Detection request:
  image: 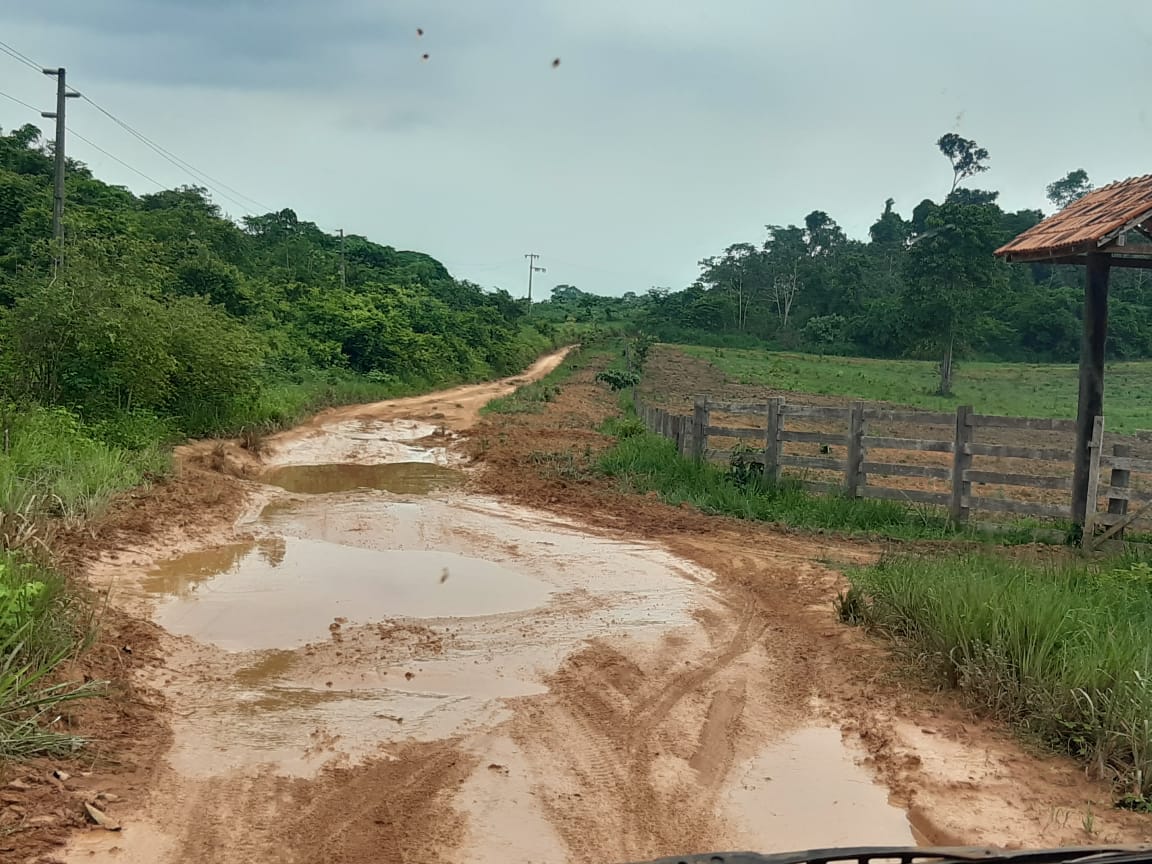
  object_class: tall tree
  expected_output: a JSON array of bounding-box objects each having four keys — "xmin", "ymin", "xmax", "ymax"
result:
[
  {"xmin": 699, "ymin": 243, "xmax": 764, "ymax": 332},
  {"xmin": 802, "ymin": 210, "xmax": 847, "ymax": 257},
  {"xmin": 904, "ymin": 201, "xmax": 1006, "ymax": 394},
  {"xmin": 868, "ymin": 199, "xmax": 911, "ymax": 247},
  {"xmin": 1046, "ymin": 169, "xmax": 1093, "ymax": 210},
  {"xmin": 937, "ymin": 133, "xmax": 990, "ymax": 193}
]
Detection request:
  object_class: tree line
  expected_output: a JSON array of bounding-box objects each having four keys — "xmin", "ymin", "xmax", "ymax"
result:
[
  {"xmin": 538, "ymin": 137, "xmax": 1151, "ymax": 396},
  {"xmin": 0, "ymin": 123, "xmax": 551, "ymax": 438}
]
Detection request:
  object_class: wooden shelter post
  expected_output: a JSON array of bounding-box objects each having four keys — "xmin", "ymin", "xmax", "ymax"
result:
[
  {"xmin": 1071, "ymin": 253, "xmax": 1111, "ymax": 524},
  {"xmin": 994, "ymin": 174, "xmax": 1152, "ymax": 527}
]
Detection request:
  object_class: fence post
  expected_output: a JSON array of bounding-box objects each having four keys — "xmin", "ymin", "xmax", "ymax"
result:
[
  {"xmin": 845, "ymin": 401, "xmax": 866, "ymax": 497},
  {"xmin": 1107, "ymin": 443, "xmax": 1131, "ymax": 541},
  {"xmin": 676, "ymin": 414, "xmax": 688, "ymax": 457},
  {"xmin": 950, "ymin": 405, "xmax": 974, "ymax": 523},
  {"xmin": 1084, "ymin": 415, "xmax": 1105, "ymax": 540},
  {"xmin": 764, "ymin": 398, "xmax": 783, "ymax": 484},
  {"xmin": 692, "ymin": 398, "xmax": 709, "ymax": 462}
]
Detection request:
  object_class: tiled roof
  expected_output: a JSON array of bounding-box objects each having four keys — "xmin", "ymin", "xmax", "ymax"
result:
[{"xmin": 995, "ymin": 174, "xmax": 1152, "ymax": 260}]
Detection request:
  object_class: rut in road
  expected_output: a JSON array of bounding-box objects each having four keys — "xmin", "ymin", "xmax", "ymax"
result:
[{"xmin": 509, "ymin": 599, "xmax": 777, "ymax": 863}]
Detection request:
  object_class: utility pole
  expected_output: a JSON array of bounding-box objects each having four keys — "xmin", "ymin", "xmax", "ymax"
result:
[
  {"xmin": 524, "ymin": 253, "xmax": 546, "ymax": 311},
  {"xmin": 338, "ymin": 228, "xmax": 346, "ymax": 290},
  {"xmin": 41, "ymin": 67, "xmax": 80, "ymax": 267}
]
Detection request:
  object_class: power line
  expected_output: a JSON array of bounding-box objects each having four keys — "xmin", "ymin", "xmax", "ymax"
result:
[
  {"xmin": 80, "ymin": 94, "xmax": 273, "ymax": 213},
  {"xmin": 68, "ymin": 127, "xmax": 166, "ymax": 189},
  {"xmin": 0, "ymin": 39, "xmax": 42, "ymax": 73},
  {"xmin": 0, "ymin": 88, "xmax": 40, "ymax": 114},
  {"xmin": 2, "ymin": 86, "xmax": 165, "ymax": 189},
  {"xmin": 0, "ymin": 38, "xmax": 274, "ymax": 215}
]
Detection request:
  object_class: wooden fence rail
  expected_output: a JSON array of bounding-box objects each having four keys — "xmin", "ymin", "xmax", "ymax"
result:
[{"xmin": 634, "ymin": 395, "xmax": 1148, "ymax": 545}]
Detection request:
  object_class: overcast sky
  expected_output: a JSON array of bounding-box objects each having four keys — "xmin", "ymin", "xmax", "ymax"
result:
[{"xmin": 2, "ymin": 1, "xmax": 1151, "ymax": 297}]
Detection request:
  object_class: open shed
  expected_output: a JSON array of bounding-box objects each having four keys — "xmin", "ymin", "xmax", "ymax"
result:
[{"xmin": 995, "ymin": 175, "xmax": 1152, "ymax": 525}]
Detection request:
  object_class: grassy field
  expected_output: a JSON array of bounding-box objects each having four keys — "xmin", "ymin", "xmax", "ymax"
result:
[{"xmin": 677, "ymin": 347, "xmax": 1152, "ymax": 434}]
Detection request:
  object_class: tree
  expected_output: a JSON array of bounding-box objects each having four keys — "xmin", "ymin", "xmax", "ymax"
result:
[
  {"xmin": 699, "ymin": 243, "xmax": 764, "ymax": 332},
  {"xmin": 904, "ymin": 201, "xmax": 1007, "ymax": 394},
  {"xmin": 937, "ymin": 133, "xmax": 990, "ymax": 193},
  {"xmin": 802, "ymin": 210, "xmax": 846, "ymax": 257},
  {"xmin": 946, "ymin": 188, "xmax": 999, "ymax": 207},
  {"xmin": 868, "ymin": 199, "xmax": 910, "ymax": 247},
  {"xmin": 1046, "ymin": 169, "xmax": 1093, "ymax": 210},
  {"xmin": 763, "ymin": 226, "xmax": 808, "ymax": 329}
]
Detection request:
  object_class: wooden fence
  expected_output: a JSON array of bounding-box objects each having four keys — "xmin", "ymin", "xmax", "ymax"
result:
[{"xmin": 635, "ymin": 396, "xmax": 1152, "ymax": 545}]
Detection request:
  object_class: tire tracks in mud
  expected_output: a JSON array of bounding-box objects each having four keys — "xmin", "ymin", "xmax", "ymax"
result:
[{"xmin": 509, "ymin": 599, "xmax": 772, "ymax": 863}]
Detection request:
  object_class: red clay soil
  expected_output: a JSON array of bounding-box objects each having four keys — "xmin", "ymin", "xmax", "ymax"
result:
[{"xmin": 4, "ymin": 347, "xmax": 1151, "ymax": 862}]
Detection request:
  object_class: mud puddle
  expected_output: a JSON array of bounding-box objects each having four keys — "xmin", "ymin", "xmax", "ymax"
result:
[
  {"xmin": 261, "ymin": 461, "xmax": 463, "ymax": 495},
  {"xmin": 264, "ymin": 417, "xmax": 453, "ymax": 467},
  {"xmin": 725, "ymin": 726, "xmax": 915, "ymax": 849},
  {"xmin": 144, "ymin": 536, "xmax": 552, "ymax": 650}
]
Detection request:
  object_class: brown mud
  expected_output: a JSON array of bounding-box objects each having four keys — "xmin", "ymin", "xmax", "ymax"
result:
[{"xmin": 5, "ymin": 348, "xmax": 1149, "ymax": 864}]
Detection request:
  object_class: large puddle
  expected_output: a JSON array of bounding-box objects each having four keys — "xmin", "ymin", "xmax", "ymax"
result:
[
  {"xmin": 144, "ymin": 537, "xmax": 553, "ymax": 650},
  {"xmin": 726, "ymin": 726, "xmax": 914, "ymax": 847},
  {"xmin": 261, "ymin": 462, "xmax": 463, "ymax": 495}
]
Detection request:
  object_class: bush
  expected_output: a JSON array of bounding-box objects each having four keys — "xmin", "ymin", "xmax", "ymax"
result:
[{"xmin": 595, "ymin": 369, "xmax": 640, "ymax": 392}]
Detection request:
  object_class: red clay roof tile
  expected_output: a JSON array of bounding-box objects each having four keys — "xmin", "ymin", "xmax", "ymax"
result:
[{"xmin": 995, "ymin": 174, "xmax": 1152, "ymax": 260}]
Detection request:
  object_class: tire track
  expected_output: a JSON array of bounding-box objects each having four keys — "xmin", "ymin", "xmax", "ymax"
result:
[{"xmin": 510, "ymin": 599, "xmax": 771, "ymax": 862}]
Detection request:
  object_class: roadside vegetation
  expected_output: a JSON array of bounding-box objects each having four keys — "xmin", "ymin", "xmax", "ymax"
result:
[
  {"xmin": 0, "ymin": 124, "xmax": 560, "ymax": 755},
  {"xmin": 598, "ymin": 427, "xmax": 1056, "ymax": 545},
  {"xmin": 841, "ymin": 553, "xmax": 1152, "ymax": 806}
]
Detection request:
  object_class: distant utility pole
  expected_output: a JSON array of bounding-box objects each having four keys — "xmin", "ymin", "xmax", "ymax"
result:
[
  {"xmin": 525, "ymin": 253, "xmax": 546, "ymax": 310},
  {"xmin": 41, "ymin": 67, "xmax": 80, "ymax": 267},
  {"xmin": 338, "ymin": 228, "xmax": 346, "ymax": 289}
]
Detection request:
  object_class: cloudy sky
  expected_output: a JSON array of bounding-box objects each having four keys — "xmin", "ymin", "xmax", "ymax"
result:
[{"xmin": 2, "ymin": 1, "xmax": 1151, "ymax": 296}]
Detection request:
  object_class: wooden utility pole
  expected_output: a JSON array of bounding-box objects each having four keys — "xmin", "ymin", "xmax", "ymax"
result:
[
  {"xmin": 338, "ymin": 228, "xmax": 346, "ymax": 290},
  {"xmin": 524, "ymin": 253, "xmax": 545, "ymax": 309},
  {"xmin": 40, "ymin": 67, "xmax": 80, "ymax": 266}
]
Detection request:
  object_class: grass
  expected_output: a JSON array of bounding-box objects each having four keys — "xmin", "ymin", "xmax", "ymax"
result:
[
  {"xmin": 0, "ymin": 406, "xmax": 170, "ymax": 536},
  {"xmin": 484, "ymin": 343, "xmax": 618, "ymax": 415},
  {"xmin": 677, "ymin": 346, "xmax": 1152, "ymax": 434},
  {"xmin": 598, "ymin": 431, "xmax": 1017, "ymax": 541},
  {"xmin": 843, "ymin": 553, "xmax": 1152, "ymax": 802},
  {"xmin": 0, "ymin": 548, "xmax": 103, "ymax": 758}
]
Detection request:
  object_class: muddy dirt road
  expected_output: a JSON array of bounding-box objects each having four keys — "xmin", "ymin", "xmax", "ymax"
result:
[{"xmin": 49, "ymin": 350, "xmax": 1148, "ymax": 863}]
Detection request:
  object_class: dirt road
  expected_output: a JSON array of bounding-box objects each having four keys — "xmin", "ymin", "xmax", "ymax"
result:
[{"xmin": 37, "ymin": 349, "xmax": 1148, "ymax": 863}]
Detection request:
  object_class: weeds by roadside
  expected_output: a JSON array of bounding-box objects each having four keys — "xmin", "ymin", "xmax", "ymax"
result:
[
  {"xmin": 598, "ymin": 431, "xmax": 1043, "ymax": 541},
  {"xmin": 0, "ymin": 549, "xmax": 103, "ymax": 758},
  {"xmin": 0, "ymin": 406, "xmax": 170, "ymax": 536},
  {"xmin": 843, "ymin": 552, "xmax": 1152, "ymax": 803}
]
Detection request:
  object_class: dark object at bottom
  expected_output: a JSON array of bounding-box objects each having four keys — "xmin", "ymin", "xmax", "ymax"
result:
[{"xmin": 627, "ymin": 848, "xmax": 1152, "ymax": 864}]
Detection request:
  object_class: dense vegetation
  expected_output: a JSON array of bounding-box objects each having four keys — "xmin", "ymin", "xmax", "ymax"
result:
[
  {"xmin": 0, "ymin": 121, "xmax": 555, "ymax": 754},
  {"xmin": 0, "ymin": 121, "xmax": 553, "ymax": 503},
  {"xmin": 843, "ymin": 553, "xmax": 1152, "ymax": 804}
]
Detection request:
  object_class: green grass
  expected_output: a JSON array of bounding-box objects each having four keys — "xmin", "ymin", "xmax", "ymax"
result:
[
  {"xmin": 483, "ymin": 343, "xmax": 618, "ymax": 415},
  {"xmin": 598, "ymin": 431, "xmax": 1025, "ymax": 541},
  {"xmin": 678, "ymin": 347, "xmax": 1152, "ymax": 434},
  {"xmin": 0, "ymin": 549, "xmax": 103, "ymax": 758},
  {"xmin": 0, "ymin": 406, "xmax": 170, "ymax": 533},
  {"xmin": 844, "ymin": 553, "xmax": 1152, "ymax": 802}
]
